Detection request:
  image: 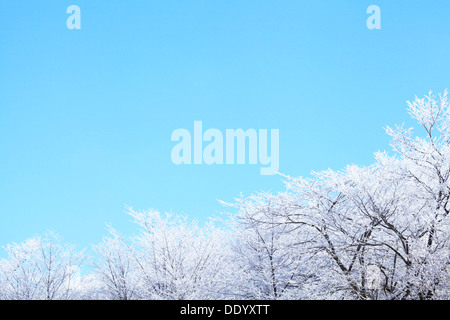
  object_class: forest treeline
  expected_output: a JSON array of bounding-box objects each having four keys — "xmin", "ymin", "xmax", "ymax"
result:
[{"xmin": 1, "ymin": 92, "xmax": 449, "ymax": 300}]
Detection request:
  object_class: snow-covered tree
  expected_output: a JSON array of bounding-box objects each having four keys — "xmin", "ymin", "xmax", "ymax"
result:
[
  {"xmin": 0, "ymin": 231, "xmax": 85, "ymax": 300},
  {"xmin": 92, "ymin": 225, "xmax": 139, "ymax": 300},
  {"xmin": 126, "ymin": 208, "xmax": 231, "ymax": 299},
  {"xmin": 221, "ymin": 193, "xmax": 315, "ymax": 299}
]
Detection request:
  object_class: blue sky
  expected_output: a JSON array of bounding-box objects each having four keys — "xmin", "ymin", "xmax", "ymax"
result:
[{"xmin": 1, "ymin": 0, "xmax": 449, "ymax": 253}]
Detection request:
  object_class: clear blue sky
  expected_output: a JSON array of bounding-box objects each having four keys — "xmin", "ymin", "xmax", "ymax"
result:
[{"xmin": 1, "ymin": 1, "xmax": 449, "ymax": 253}]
